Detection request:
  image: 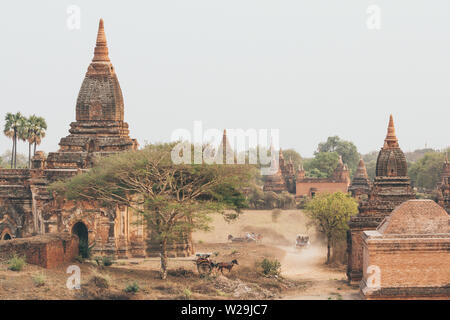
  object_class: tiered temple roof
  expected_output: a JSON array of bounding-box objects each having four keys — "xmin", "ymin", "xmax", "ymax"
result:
[
  {"xmin": 349, "ymin": 157, "xmax": 371, "ymax": 198},
  {"xmin": 46, "ymin": 19, "xmax": 138, "ymax": 170}
]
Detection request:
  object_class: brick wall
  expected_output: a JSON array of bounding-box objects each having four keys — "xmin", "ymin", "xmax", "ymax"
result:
[
  {"xmin": 296, "ymin": 181, "xmax": 348, "ymax": 197},
  {"xmin": 361, "ymin": 235, "xmax": 450, "ymax": 299},
  {"xmin": 0, "ymin": 233, "xmax": 78, "ymax": 268}
]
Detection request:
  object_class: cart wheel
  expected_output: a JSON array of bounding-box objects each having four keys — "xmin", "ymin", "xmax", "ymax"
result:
[{"xmin": 197, "ymin": 263, "xmax": 212, "ymax": 275}]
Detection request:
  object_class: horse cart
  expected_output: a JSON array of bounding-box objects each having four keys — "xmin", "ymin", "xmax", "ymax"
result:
[
  {"xmin": 295, "ymin": 234, "xmax": 310, "ymax": 249},
  {"xmin": 195, "ymin": 253, "xmax": 215, "ymax": 275}
]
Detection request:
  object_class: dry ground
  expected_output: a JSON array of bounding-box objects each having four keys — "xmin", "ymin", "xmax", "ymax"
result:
[{"xmin": 0, "ymin": 209, "xmax": 359, "ymax": 300}]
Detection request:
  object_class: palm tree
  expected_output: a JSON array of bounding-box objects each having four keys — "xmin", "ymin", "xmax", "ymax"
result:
[
  {"xmin": 3, "ymin": 112, "xmax": 25, "ymax": 168},
  {"xmin": 20, "ymin": 116, "xmax": 33, "ymax": 168},
  {"xmin": 30, "ymin": 116, "xmax": 47, "ymax": 156}
]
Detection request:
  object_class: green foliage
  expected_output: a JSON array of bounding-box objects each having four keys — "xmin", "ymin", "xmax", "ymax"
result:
[
  {"xmin": 304, "ymin": 192, "xmax": 358, "ymax": 264},
  {"xmin": 124, "ymin": 282, "xmax": 140, "ymax": 294},
  {"xmin": 32, "ymin": 272, "xmax": 46, "ymax": 287},
  {"xmin": 102, "ymin": 256, "xmax": 114, "ymax": 267},
  {"xmin": 3, "ymin": 112, "xmax": 46, "ymax": 169},
  {"xmin": 182, "ymin": 288, "xmax": 192, "ymax": 300},
  {"xmin": 50, "ymin": 143, "xmax": 252, "ymax": 280},
  {"xmin": 305, "ymin": 167, "xmax": 328, "ymax": 178},
  {"xmin": 281, "ymin": 149, "xmax": 303, "ymax": 169},
  {"xmin": 304, "ymin": 152, "xmax": 340, "ymax": 177},
  {"xmin": 317, "ymin": 136, "xmax": 360, "ymax": 174},
  {"xmin": 258, "ymin": 258, "xmax": 281, "ymax": 276},
  {"xmin": 409, "ymin": 151, "xmax": 447, "ymax": 190},
  {"xmin": 8, "ymin": 254, "xmax": 26, "ymax": 271}
]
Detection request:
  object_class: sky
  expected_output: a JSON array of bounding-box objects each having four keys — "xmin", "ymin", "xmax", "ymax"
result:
[{"xmin": 0, "ymin": 0, "xmax": 449, "ymax": 158}]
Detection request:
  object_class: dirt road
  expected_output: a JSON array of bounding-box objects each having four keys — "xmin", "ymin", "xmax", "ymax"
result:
[{"xmin": 278, "ymin": 244, "xmax": 359, "ymax": 300}]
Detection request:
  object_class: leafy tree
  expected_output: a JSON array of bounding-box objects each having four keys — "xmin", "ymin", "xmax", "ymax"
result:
[
  {"xmin": 304, "ymin": 192, "xmax": 358, "ymax": 264},
  {"xmin": 409, "ymin": 151, "xmax": 447, "ymax": 190},
  {"xmin": 305, "ymin": 167, "xmax": 328, "ymax": 178},
  {"xmin": 3, "ymin": 112, "xmax": 25, "ymax": 168},
  {"xmin": 317, "ymin": 136, "xmax": 360, "ymax": 174},
  {"xmin": 281, "ymin": 149, "xmax": 302, "ymax": 170},
  {"xmin": 0, "ymin": 151, "xmax": 28, "ymax": 169},
  {"xmin": 51, "ymin": 143, "xmax": 251, "ymax": 279},
  {"xmin": 304, "ymin": 152, "xmax": 340, "ymax": 178}
]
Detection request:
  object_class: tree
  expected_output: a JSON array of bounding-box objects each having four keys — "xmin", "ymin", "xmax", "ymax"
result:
[
  {"xmin": 21, "ymin": 115, "xmax": 47, "ymax": 168},
  {"xmin": 29, "ymin": 116, "xmax": 47, "ymax": 156},
  {"xmin": 304, "ymin": 192, "xmax": 358, "ymax": 264},
  {"xmin": 304, "ymin": 152, "xmax": 340, "ymax": 177},
  {"xmin": 3, "ymin": 112, "xmax": 25, "ymax": 168},
  {"xmin": 317, "ymin": 136, "xmax": 360, "ymax": 174},
  {"xmin": 51, "ymin": 143, "xmax": 251, "ymax": 279},
  {"xmin": 409, "ymin": 151, "xmax": 447, "ymax": 190},
  {"xmin": 281, "ymin": 149, "xmax": 302, "ymax": 170}
]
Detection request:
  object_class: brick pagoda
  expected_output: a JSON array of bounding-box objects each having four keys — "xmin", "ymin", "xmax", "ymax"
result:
[{"xmin": 347, "ymin": 115, "xmax": 415, "ymax": 284}]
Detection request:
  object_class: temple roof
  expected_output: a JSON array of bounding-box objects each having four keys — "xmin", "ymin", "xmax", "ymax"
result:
[
  {"xmin": 76, "ymin": 18, "xmax": 124, "ymax": 122},
  {"xmin": 377, "ymin": 200, "xmax": 448, "ymax": 235},
  {"xmin": 384, "ymin": 114, "xmax": 399, "ymax": 148},
  {"xmin": 375, "ymin": 115, "xmax": 408, "ymax": 177},
  {"xmin": 354, "ymin": 157, "xmax": 369, "ymax": 179},
  {"xmin": 92, "ymin": 19, "xmax": 110, "ymax": 62}
]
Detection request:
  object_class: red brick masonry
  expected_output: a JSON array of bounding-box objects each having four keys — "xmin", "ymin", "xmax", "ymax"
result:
[{"xmin": 0, "ymin": 233, "xmax": 78, "ymax": 268}]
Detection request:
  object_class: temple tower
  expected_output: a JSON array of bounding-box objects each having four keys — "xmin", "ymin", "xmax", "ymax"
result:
[
  {"xmin": 349, "ymin": 158, "xmax": 371, "ymax": 199},
  {"xmin": 347, "ymin": 115, "xmax": 415, "ymax": 284},
  {"xmin": 46, "ymin": 19, "xmax": 138, "ymax": 170},
  {"xmin": 436, "ymin": 153, "xmax": 450, "ymax": 213}
]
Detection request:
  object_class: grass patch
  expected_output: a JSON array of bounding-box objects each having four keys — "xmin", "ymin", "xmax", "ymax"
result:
[
  {"xmin": 124, "ymin": 282, "xmax": 140, "ymax": 294},
  {"xmin": 8, "ymin": 254, "xmax": 26, "ymax": 272},
  {"xmin": 32, "ymin": 272, "xmax": 46, "ymax": 287}
]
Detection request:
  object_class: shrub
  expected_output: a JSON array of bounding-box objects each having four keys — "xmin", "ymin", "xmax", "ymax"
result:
[
  {"xmin": 32, "ymin": 272, "xmax": 46, "ymax": 287},
  {"xmin": 8, "ymin": 254, "xmax": 26, "ymax": 272},
  {"xmin": 74, "ymin": 255, "xmax": 84, "ymax": 263},
  {"xmin": 124, "ymin": 282, "xmax": 139, "ymax": 294},
  {"xmin": 182, "ymin": 288, "xmax": 192, "ymax": 300},
  {"xmin": 102, "ymin": 256, "xmax": 114, "ymax": 267},
  {"xmin": 90, "ymin": 272, "xmax": 111, "ymax": 289},
  {"xmin": 258, "ymin": 258, "xmax": 281, "ymax": 276}
]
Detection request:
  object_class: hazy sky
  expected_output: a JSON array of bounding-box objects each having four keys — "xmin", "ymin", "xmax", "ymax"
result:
[{"xmin": 0, "ymin": 1, "xmax": 449, "ymax": 158}]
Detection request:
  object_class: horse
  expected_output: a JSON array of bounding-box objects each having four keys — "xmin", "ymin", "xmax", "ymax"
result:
[{"xmin": 215, "ymin": 259, "xmax": 239, "ymax": 274}]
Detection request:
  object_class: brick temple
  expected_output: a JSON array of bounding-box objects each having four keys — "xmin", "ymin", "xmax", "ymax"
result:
[
  {"xmin": 348, "ymin": 157, "xmax": 371, "ymax": 200},
  {"xmin": 347, "ymin": 115, "xmax": 416, "ymax": 284},
  {"xmin": 0, "ymin": 19, "xmax": 193, "ymax": 259},
  {"xmin": 360, "ymin": 200, "xmax": 449, "ymax": 299},
  {"xmin": 263, "ymin": 151, "xmax": 350, "ymax": 197},
  {"xmin": 436, "ymin": 153, "xmax": 450, "ymax": 214}
]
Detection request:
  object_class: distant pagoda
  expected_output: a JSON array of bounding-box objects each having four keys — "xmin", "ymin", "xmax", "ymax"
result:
[
  {"xmin": 436, "ymin": 153, "xmax": 450, "ymax": 214},
  {"xmin": 349, "ymin": 157, "xmax": 371, "ymax": 199}
]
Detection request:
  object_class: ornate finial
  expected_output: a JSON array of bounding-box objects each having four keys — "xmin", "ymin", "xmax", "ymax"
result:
[
  {"xmin": 384, "ymin": 114, "xmax": 399, "ymax": 147},
  {"xmin": 92, "ymin": 18, "xmax": 110, "ymax": 62}
]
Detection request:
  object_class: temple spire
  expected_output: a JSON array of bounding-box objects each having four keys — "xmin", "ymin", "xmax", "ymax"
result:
[
  {"xmin": 92, "ymin": 18, "xmax": 110, "ymax": 62},
  {"xmin": 384, "ymin": 114, "xmax": 399, "ymax": 147},
  {"xmin": 355, "ymin": 157, "xmax": 369, "ymax": 179}
]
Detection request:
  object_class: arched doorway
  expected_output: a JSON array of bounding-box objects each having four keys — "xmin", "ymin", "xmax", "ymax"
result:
[
  {"xmin": 2, "ymin": 233, "xmax": 12, "ymax": 240},
  {"xmin": 72, "ymin": 222, "xmax": 89, "ymax": 258}
]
